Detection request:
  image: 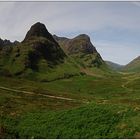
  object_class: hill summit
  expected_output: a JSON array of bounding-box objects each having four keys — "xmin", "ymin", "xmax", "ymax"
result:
[
  {"xmin": 21, "ymin": 22, "xmax": 66, "ymax": 63},
  {"xmin": 23, "ymin": 22, "xmax": 57, "ymax": 44},
  {"xmin": 53, "ymin": 34, "xmax": 97, "ymax": 54}
]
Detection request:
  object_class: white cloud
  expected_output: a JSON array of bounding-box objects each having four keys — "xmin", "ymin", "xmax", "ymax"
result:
[{"xmin": 0, "ymin": 2, "xmax": 140, "ymax": 41}]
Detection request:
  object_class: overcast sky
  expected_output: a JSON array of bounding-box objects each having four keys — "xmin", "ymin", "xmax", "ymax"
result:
[{"xmin": 0, "ymin": 2, "xmax": 140, "ymax": 65}]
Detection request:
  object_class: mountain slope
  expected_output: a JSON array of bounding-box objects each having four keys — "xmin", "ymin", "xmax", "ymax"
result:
[
  {"xmin": 105, "ymin": 61, "xmax": 124, "ymax": 71},
  {"xmin": 53, "ymin": 34, "xmax": 105, "ymax": 68},
  {"xmin": 123, "ymin": 56, "xmax": 140, "ymax": 72},
  {"xmin": 0, "ymin": 22, "xmax": 80, "ymax": 81},
  {"xmin": 0, "ymin": 22, "xmax": 111, "ymax": 81}
]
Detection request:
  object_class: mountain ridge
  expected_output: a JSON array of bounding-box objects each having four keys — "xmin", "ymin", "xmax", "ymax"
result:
[
  {"xmin": 0, "ymin": 22, "xmax": 113, "ymax": 81},
  {"xmin": 123, "ymin": 56, "xmax": 140, "ymax": 72},
  {"xmin": 53, "ymin": 34, "xmax": 105, "ymax": 68},
  {"xmin": 105, "ymin": 61, "xmax": 124, "ymax": 71}
]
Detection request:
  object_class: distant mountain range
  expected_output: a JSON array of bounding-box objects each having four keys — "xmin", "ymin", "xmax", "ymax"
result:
[
  {"xmin": 105, "ymin": 61, "xmax": 124, "ymax": 71},
  {"xmin": 105, "ymin": 56, "xmax": 140, "ymax": 72}
]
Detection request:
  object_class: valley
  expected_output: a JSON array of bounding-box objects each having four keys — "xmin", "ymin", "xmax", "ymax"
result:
[
  {"xmin": 0, "ymin": 22, "xmax": 140, "ymax": 139},
  {"xmin": 1, "ymin": 71, "xmax": 140, "ymax": 138}
]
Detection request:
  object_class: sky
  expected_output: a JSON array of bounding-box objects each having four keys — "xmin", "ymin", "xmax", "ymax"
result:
[{"xmin": 0, "ymin": 2, "xmax": 140, "ymax": 65}]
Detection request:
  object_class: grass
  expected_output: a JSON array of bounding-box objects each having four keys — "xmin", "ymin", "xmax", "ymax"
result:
[
  {"xmin": 0, "ymin": 37, "xmax": 82, "ymax": 82},
  {"xmin": 1, "ymin": 103, "xmax": 140, "ymax": 138},
  {"xmin": 1, "ymin": 22, "xmax": 140, "ymax": 138},
  {"xmin": 123, "ymin": 56, "xmax": 140, "ymax": 72},
  {"xmin": 44, "ymin": 74, "xmax": 126, "ymax": 98},
  {"xmin": 0, "ymin": 71, "xmax": 140, "ymax": 138}
]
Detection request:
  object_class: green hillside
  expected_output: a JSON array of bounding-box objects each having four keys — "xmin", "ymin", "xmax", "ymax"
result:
[
  {"xmin": 123, "ymin": 56, "xmax": 140, "ymax": 72},
  {"xmin": 53, "ymin": 34, "xmax": 105, "ymax": 68},
  {"xmin": 0, "ymin": 23, "xmax": 82, "ymax": 81},
  {"xmin": 0, "ymin": 22, "xmax": 111, "ymax": 82},
  {"xmin": 106, "ymin": 61, "xmax": 124, "ymax": 71},
  {"xmin": 1, "ymin": 22, "xmax": 140, "ymax": 139}
]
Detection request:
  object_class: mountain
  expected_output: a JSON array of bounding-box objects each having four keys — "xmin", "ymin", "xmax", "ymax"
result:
[
  {"xmin": 0, "ymin": 22, "xmax": 109, "ymax": 81},
  {"xmin": 123, "ymin": 56, "xmax": 140, "ymax": 72},
  {"xmin": 22, "ymin": 22, "xmax": 66, "ymax": 64},
  {"xmin": 53, "ymin": 34, "xmax": 105, "ymax": 68},
  {"xmin": 0, "ymin": 38, "xmax": 19, "ymax": 48},
  {"xmin": 23, "ymin": 22, "xmax": 59, "ymax": 44},
  {"xmin": 105, "ymin": 61, "xmax": 124, "ymax": 71},
  {"xmin": 0, "ymin": 22, "xmax": 81, "ymax": 81}
]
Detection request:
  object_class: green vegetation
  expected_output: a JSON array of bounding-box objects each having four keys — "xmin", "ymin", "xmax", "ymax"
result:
[
  {"xmin": 1, "ymin": 70, "xmax": 140, "ymax": 138},
  {"xmin": 0, "ymin": 36, "xmax": 82, "ymax": 82},
  {"xmin": 105, "ymin": 61, "xmax": 124, "ymax": 71},
  {"xmin": 55, "ymin": 34, "xmax": 105, "ymax": 68},
  {"xmin": 123, "ymin": 56, "xmax": 140, "ymax": 72},
  {"xmin": 2, "ymin": 103, "xmax": 140, "ymax": 138},
  {"xmin": 0, "ymin": 22, "xmax": 140, "ymax": 138}
]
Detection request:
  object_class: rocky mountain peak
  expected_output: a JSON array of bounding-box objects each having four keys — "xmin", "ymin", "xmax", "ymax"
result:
[
  {"xmin": 53, "ymin": 35, "xmax": 68, "ymax": 42},
  {"xmin": 0, "ymin": 38, "xmax": 13, "ymax": 47},
  {"xmin": 67, "ymin": 34, "xmax": 96, "ymax": 54},
  {"xmin": 75, "ymin": 34, "xmax": 90, "ymax": 42},
  {"xmin": 23, "ymin": 22, "xmax": 56, "ymax": 43}
]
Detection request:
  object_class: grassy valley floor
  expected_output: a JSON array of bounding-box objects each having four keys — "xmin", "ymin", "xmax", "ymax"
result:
[{"xmin": 0, "ymin": 71, "xmax": 140, "ymax": 138}]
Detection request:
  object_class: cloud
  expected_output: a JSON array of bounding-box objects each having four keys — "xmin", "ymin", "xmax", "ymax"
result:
[
  {"xmin": 131, "ymin": 2, "xmax": 140, "ymax": 8},
  {"xmin": 0, "ymin": 2, "xmax": 140, "ymax": 41}
]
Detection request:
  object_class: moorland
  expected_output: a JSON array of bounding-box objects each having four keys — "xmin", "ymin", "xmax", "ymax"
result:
[{"xmin": 0, "ymin": 22, "xmax": 140, "ymax": 138}]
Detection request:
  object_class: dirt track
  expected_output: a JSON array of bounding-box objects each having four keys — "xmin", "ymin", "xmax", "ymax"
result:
[{"xmin": 0, "ymin": 86, "xmax": 75, "ymax": 101}]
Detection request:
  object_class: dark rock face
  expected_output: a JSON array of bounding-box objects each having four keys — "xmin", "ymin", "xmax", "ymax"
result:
[
  {"xmin": 24, "ymin": 22, "xmax": 65, "ymax": 56},
  {"xmin": 0, "ymin": 38, "xmax": 20, "ymax": 52},
  {"xmin": 21, "ymin": 22, "xmax": 66, "ymax": 70},
  {"xmin": 0, "ymin": 38, "xmax": 13, "ymax": 47},
  {"xmin": 23, "ymin": 22, "xmax": 57, "ymax": 44},
  {"xmin": 29, "ymin": 39, "xmax": 65, "ymax": 62},
  {"xmin": 53, "ymin": 35, "xmax": 68, "ymax": 42},
  {"xmin": 68, "ymin": 34, "xmax": 96, "ymax": 54},
  {"xmin": 53, "ymin": 34, "xmax": 97, "ymax": 55},
  {"xmin": 75, "ymin": 34, "xmax": 90, "ymax": 42},
  {"xmin": 13, "ymin": 41, "xmax": 20, "ymax": 45},
  {"xmin": 54, "ymin": 34, "xmax": 105, "ymax": 68},
  {"xmin": 22, "ymin": 22, "xmax": 66, "ymax": 63}
]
